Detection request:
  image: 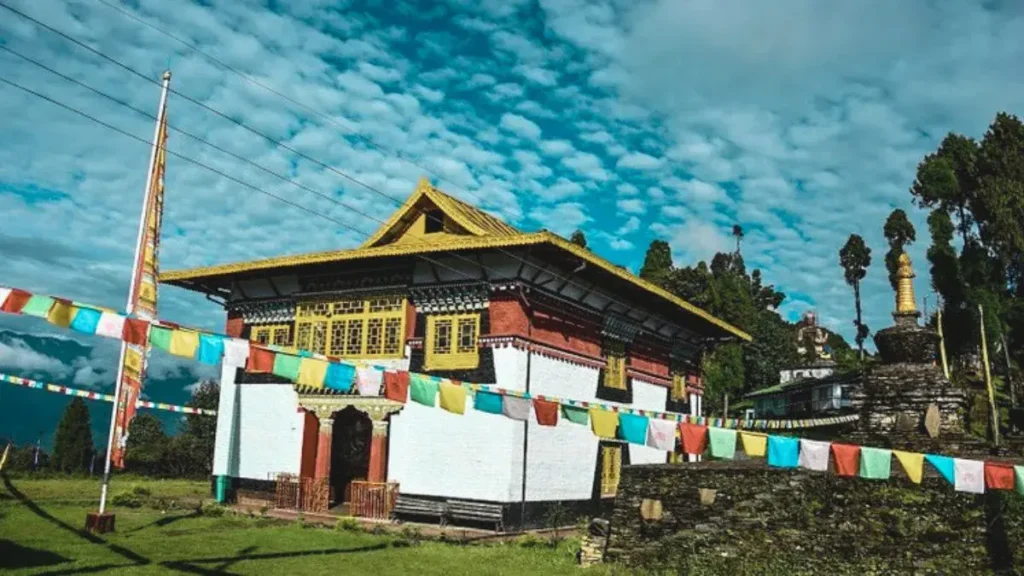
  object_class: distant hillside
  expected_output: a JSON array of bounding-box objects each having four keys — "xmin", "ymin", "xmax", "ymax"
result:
[{"xmin": 0, "ymin": 328, "xmax": 217, "ymax": 450}]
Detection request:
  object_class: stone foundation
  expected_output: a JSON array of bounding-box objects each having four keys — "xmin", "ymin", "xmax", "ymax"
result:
[{"xmin": 607, "ymin": 461, "xmax": 1023, "ymax": 574}]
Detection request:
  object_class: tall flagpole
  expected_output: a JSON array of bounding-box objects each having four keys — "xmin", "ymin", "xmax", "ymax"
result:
[{"xmin": 97, "ymin": 70, "xmax": 171, "ymax": 515}]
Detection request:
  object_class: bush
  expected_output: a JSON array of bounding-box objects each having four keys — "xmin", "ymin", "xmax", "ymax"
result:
[
  {"xmin": 335, "ymin": 517, "xmax": 361, "ymax": 531},
  {"xmin": 515, "ymin": 533, "xmax": 545, "ymax": 548},
  {"xmin": 110, "ymin": 485, "xmax": 152, "ymax": 509},
  {"xmin": 200, "ymin": 502, "xmax": 226, "ymax": 517},
  {"xmin": 400, "ymin": 525, "xmax": 424, "ymax": 541}
]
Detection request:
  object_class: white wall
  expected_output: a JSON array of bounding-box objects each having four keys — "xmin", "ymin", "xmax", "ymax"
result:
[{"xmin": 213, "ymin": 366, "xmax": 305, "ymax": 481}]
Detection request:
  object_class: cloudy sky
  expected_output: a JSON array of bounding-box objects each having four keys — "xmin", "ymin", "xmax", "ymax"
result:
[{"xmin": 2, "ymin": 0, "xmax": 1024, "ymax": 354}]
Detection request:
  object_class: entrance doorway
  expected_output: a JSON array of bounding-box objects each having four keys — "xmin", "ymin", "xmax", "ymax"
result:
[{"xmin": 330, "ymin": 406, "xmax": 371, "ymax": 507}]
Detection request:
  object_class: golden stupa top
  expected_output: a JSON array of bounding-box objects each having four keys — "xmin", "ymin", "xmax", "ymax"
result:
[
  {"xmin": 161, "ymin": 178, "xmax": 751, "ymax": 341},
  {"xmin": 895, "ymin": 252, "xmax": 918, "ymax": 315}
]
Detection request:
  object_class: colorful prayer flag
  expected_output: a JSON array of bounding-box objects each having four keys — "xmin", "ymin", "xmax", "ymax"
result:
[
  {"xmin": 831, "ymin": 444, "xmax": 860, "ymax": 477},
  {"xmin": 984, "ymin": 462, "xmax": 1016, "ymax": 491},
  {"xmin": 149, "ymin": 326, "xmax": 173, "ymax": 351},
  {"xmin": 503, "ymin": 395, "xmax": 532, "ymax": 421},
  {"xmin": 798, "ymin": 439, "xmax": 830, "ymax": 472},
  {"xmin": 954, "ymin": 458, "xmax": 985, "ymax": 494},
  {"xmin": 0, "ymin": 289, "xmax": 31, "ymax": 313},
  {"xmin": 246, "ymin": 347, "xmax": 275, "ymax": 373},
  {"xmin": 69, "ymin": 307, "xmax": 102, "ymax": 334},
  {"xmin": 739, "ymin": 432, "xmax": 767, "ymax": 457},
  {"xmin": 325, "ymin": 362, "xmax": 355, "ymax": 391},
  {"xmin": 197, "ymin": 334, "xmax": 225, "ymax": 365},
  {"xmin": 356, "ymin": 367, "xmax": 383, "ymax": 396},
  {"xmin": 168, "ymin": 330, "xmax": 199, "ymax": 358},
  {"xmin": 589, "ymin": 408, "xmax": 619, "ymax": 439},
  {"xmin": 438, "ymin": 381, "xmax": 467, "ymax": 415},
  {"xmin": 708, "ymin": 427, "xmax": 737, "ymax": 460},
  {"xmin": 618, "ymin": 413, "xmax": 649, "ymax": 445},
  {"xmin": 680, "ymin": 423, "xmax": 708, "ymax": 455},
  {"xmin": 123, "ymin": 318, "xmax": 150, "ymax": 347},
  {"xmin": 767, "ymin": 436, "xmax": 799, "ymax": 468},
  {"xmin": 1015, "ymin": 466, "xmax": 1023, "ymax": 497},
  {"xmin": 859, "ymin": 447, "xmax": 891, "ymax": 480},
  {"xmin": 646, "ymin": 418, "xmax": 676, "ymax": 451},
  {"xmin": 21, "ymin": 295, "xmax": 54, "ymax": 318},
  {"xmin": 223, "ymin": 338, "xmax": 250, "ymax": 368},
  {"xmin": 474, "ymin": 390, "xmax": 503, "ymax": 414},
  {"xmin": 926, "ymin": 454, "xmax": 955, "ymax": 485},
  {"xmin": 0, "ymin": 288, "xmax": 11, "ymax": 310},
  {"xmin": 297, "ymin": 358, "xmax": 328, "ymax": 388},
  {"xmin": 410, "ymin": 374, "xmax": 439, "ymax": 407},
  {"xmin": 893, "ymin": 450, "xmax": 924, "ymax": 484},
  {"xmin": 272, "ymin": 353, "xmax": 301, "ymax": 381},
  {"xmin": 532, "ymin": 399, "xmax": 559, "ymax": 426},
  {"xmin": 95, "ymin": 312, "xmax": 126, "ymax": 339},
  {"xmin": 46, "ymin": 301, "xmax": 76, "ymax": 328},
  {"xmin": 384, "ymin": 371, "xmax": 409, "ymax": 403},
  {"xmin": 561, "ymin": 404, "xmax": 589, "ymax": 426}
]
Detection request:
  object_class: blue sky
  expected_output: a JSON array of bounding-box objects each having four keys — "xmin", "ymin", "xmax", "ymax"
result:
[{"xmin": 3, "ymin": 0, "xmax": 1024, "ymax": 378}]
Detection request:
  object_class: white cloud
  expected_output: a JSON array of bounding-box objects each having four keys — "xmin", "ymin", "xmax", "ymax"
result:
[
  {"xmin": 499, "ymin": 113, "xmax": 543, "ymax": 140},
  {"xmin": 617, "ymin": 216, "xmax": 641, "ymax": 235},
  {"xmin": 539, "ymin": 139, "xmax": 575, "ymax": 157},
  {"xmin": 561, "ymin": 151, "xmax": 610, "ymax": 181},
  {"xmin": 413, "ymin": 85, "xmax": 445, "ymax": 103},
  {"xmin": 514, "ymin": 64, "xmax": 560, "ymax": 86},
  {"xmin": 529, "ymin": 202, "xmax": 590, "ymax": 236},
  {"xmin": 0, "ymin": 338, "xmax": 68, "ymax": 375},
  {"xmin": 616, "ymin": 151, "xmax": 663, "ymax": 171},
  {"xmin": 538, "ymin": 177, "xmax": 584, "ymax": 200},
  {"xmin": 616, "ymin": 198, "xmax": 645, "ymax": 215}
]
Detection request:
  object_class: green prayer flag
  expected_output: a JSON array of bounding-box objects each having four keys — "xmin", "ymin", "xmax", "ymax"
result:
[
  {"xmin": 149, "ymin": 326, "xmax": 173, "ymax": 351},
  {"xmin": 859, "ymin": 447, "xmax": 892, "ymax": 480},
  {"xmin": 410, "ymin": 374, "xmax": 439, "ymax": 407},
  {"xmin": 1015, "ymin": 466, "xmax": 1024, "ymax": 498},
  {"xmin": 561, "ymin": 405, "xmax": 589, "ymax": 425},
  {"xmin": 272, "ymin": 354, "xmax": 301, "ymax": 381},
  {"xmin": 708, "ymin": 427, "xmax": 737, "ymax": 460},
  {"xmin": 21, "ymin": 295, "xmax": 55, "ymax": 317}
]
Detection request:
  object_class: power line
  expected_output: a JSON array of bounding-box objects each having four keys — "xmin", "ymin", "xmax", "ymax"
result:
[{"xmin": 0, "ymin": 2, "xmax": 739, "ymax": 344}]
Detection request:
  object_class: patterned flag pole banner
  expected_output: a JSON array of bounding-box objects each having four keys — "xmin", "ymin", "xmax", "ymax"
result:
[{"xmin": 1, "ymin": 373, "xmax": 215, "ymax": 416}]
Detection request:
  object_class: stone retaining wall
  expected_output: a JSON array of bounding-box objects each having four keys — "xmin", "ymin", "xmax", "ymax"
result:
[{"xmin": 607, "ymin": 461, "xmax": 1023, "ymax": 574}]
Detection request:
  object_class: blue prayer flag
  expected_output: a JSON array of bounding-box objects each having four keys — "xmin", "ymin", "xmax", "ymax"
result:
[
  {"xmin": 197, "ymin": 334, "xmax": 225, "ymax": 365},
  {"xmin": 767, "ymin": 436, "xmax": 799, "ymax": 468},
  {"xmin": 69, "ymin": 308, "xmax": 102, "ymax": 334},
  {"xmin": 925, "ymin": 454, "xmax": 955, "ymax": 485},
  {"xmin": 325, "ymin": 362, "xmax": 356, "ymax": 391},
  {"xmin": 474, "ymin": 391, "xmax": 503, "ymax": 414},
  {"xmin": 618, "ymin": 413, "xmax": 649, "ymax": 445}
]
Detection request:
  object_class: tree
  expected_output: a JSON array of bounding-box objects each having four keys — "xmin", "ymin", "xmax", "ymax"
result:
[
  {"xmin": 177, "ymin": 381, "xmax": 219, "ymax": 476},
  {"xmin": 569, "ymin": 229, "xmax": 588, "ymax": 248},
  {"xmin": 883, "ymin": 209, "xmax": 916, "ymax": 291},
  {"xmin": 52, "ymin": 397, "xmax": 93, "ymax": 474},
  {"xmin": 639, "ymin": 240, "xmax": 673, "ymax": 287},
  {"xmin": 702, "ymin": 344, "xmax": 744, "ymax": 414},
  {"xmin": 732, "ymin": 224, "xmax": 744, "ymax": 255},
  {"xmin": 124, "ymin": 413, "xmax": 167, "ymax": 476},
  {"xmin": 839, "ymin": 234, "xmax": 872, "ymax": 360}
]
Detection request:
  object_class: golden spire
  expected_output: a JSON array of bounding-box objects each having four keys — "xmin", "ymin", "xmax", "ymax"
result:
[{"xmin": 895, "ymin": 252, "xmax": 918, "ymax": 315}]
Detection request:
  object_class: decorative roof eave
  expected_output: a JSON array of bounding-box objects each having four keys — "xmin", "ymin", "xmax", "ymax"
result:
[{"xmin": 161, "ymin": 233, "xmax": 751, "ymax": 343}]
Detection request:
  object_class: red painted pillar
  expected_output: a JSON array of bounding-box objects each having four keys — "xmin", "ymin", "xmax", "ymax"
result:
[
  {"xmin": 314, "ymin": 416, "xmax": 334, "ymax": 480},
  {"xmin": 367, "ymin": 419, "xmax": 389, "ymax": 483}
]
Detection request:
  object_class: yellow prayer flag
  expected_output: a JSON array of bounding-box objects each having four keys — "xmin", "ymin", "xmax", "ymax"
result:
[
  {"xmin": 168, "ymin": 330, "xmax": 200, "ymax": 359},
  {"xmin": 893, "ymin": 450, "xmax": 924, "ymax": 484},
  {"xmin": 740, "ymin": 432, "xmax": 767, "ymax": 457},
  {"xmin": 46, "ymin": 301, "xmax": 77, "ymax": 328},
  {"xmin": 297, "ymin": 358, "xmax": 328, "ymax": 388},
  {"xmin": 589, "ymin": 408, "xmax": 619, "ymax": 439},
  {"xmin": 124, "ymin": 348, "xmax": 144, "ymax": 374},
  {"xmin": 438, "ymin": 381, "xmax": 467, "ymax": 415}
]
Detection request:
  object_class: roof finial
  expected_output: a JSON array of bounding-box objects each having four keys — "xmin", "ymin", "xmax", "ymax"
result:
[{"xmin": 895, "ymin": 252, "xmax": 918, "ymax": 316}]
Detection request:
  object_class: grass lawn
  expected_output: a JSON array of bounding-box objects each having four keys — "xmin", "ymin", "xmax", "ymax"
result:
[{"xmin": 0, "ymin": 474, "xmax": 608, "ymax": 575}]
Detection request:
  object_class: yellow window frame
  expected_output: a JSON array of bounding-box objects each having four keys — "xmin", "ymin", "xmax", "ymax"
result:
[
  {"xmin": 600, "ymin": 444, "xmax": 622, "ymax": 497},
  {"xmin": 294, "ymin": 295, "xmax": 406, "ymax": 359},
  {"xmin": 250, "ymin": 323, "xmax": 294, "ymax": 349},
  {"xmin": 603, "ymin": 341, "xmax": 627, "ymax": 390},
  {"xmin": 424, "ymin": 312, "xmax": 480, "ymax": 371}
]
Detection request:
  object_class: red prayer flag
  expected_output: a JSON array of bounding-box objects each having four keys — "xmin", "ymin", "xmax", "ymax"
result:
[
  {"xmin": 832, "ymin": 444, "xmax": 860, "ymax": 477},
  {"xmin": 984, "ymin": 462, "xmax": 1016, "ymax": 490},
  {"xmin": 679, "ymin": 422, "xmax": 708, "ymax": 455},
  {"xmin": 1, "ymin": 289, "xmax": 32, "ymax": 314},
  {"xmin": 122, "ymin": 318, "xmax": 150, "ymax": 347},
  {"xmin": 246, "ymin": 347, "xmax": 275, "ymax": 373},
  {"xmin": 384, "ymin": 371, "xmax": 410, "ymax": 403},
  {"xmin": 532, "ymin": 399, "xmax": 559, "ymax": 426}
]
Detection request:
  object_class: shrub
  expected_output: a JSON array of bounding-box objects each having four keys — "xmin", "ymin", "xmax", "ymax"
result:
[
  {"xmin": 400, "ymin": 525, "xmax": 424, "ymax": 541},
  {"xmin": 335, "ymin": 517, "xmax": 361, "ymax": 532},
  {"xmin": 200, "ymin": 502, "xmax": 226, "ymax": 517},
  {"xmin": 110, "ymin": 485, "xmax": 153, "ymax": 509},
  {"xmin": 515, "ymin": 533, "xmax": 545, "ymax": 548}
]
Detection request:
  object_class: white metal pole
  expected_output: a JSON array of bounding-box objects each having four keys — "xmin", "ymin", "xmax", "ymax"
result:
[{"xmin": 98, "ymin": 71, "xmax": 171, "ymax": 514}]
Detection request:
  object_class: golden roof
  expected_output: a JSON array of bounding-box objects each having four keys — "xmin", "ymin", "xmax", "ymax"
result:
[{"xmin": 161, "ymin": 179, "xmax": 751, "ymax": 341}]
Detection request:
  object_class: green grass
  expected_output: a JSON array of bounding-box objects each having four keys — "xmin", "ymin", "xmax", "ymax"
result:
[{"xmin": 0, "ymin": 475, "xmax": 604, "ymax": 575}]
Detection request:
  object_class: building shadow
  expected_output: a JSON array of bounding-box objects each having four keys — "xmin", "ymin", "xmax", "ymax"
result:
[{"xmin": 0, "ymin": 539, "xmax": 70, "ymax": 570}]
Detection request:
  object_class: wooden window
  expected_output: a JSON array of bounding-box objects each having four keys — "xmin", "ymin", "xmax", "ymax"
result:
[
  {"xmin": 425, "ymin": 313, "xmax": 480, "ymax": 371},
  {"xmin": 295, "ymin": 295, "xmax": 406, "ymax": 359},
  {"xmin": 250, "ymin": 324, "xmax": 293, "ymax": 349},
  {"xmin": 603, "ymin": 341, "xmax": 627, "ymax": 390},
  {"xmin": 601, "ymin": 445, "xmax": 622, "ymax": 497}
]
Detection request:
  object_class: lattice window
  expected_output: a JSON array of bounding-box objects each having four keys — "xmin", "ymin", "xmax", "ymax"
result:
[
  {"xmin": 601, "ymin": 445, "xmax": 622, "ymax": 497},
  {"xmin": 671, "ymin": 373, "xmax": 687, "ymax": 401},
  {"xmin": 603, "ymin": 341, "xmax": 627, "ymax": 390},
  {"xmin": 296, "ymin": 295, "xmax": 406, "ymax": 359},
  {"xmin": 425, "ymin": 313, "xmax": 480, "ymax": 371},
  {"xmin": 251, "ymin": 324, "xmax": 293, "ymax": 349}
]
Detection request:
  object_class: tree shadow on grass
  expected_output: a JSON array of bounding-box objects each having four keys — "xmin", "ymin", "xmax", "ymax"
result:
[
  {"xmin": 125, "ymin": 509, "xmax": 203, "ymax": 534},
  {"xmin": 160, "ymin": 543, "xmax": 391, "ymax": 575},
  {"xmin": 0, "ymin": 539, "xmax": 70, "ymax": 570}
]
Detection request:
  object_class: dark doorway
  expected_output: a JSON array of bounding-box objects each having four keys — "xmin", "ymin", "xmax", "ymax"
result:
[{"xmin": 330, "ymin": 406, "xmax": 371, "ymax": 506}]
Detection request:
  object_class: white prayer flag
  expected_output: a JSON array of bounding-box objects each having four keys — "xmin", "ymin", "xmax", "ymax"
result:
[
  {"xmin": 954, "ymin": 458, "xmax": 985, "ymax": 494},
  {"xmin": 222, "ymin": 338, "xmax": 250, "ymax": 368},
  {"xmin": 646, "ymin": 419, "xmax": 677, "ymax": 451},
  {"xmin": 95, "ymin": 312, "xmax": 127, "ymax": 339},
  {"xmin": 798, "ymin": 439, "xmax": 831, "ymax": 472}
]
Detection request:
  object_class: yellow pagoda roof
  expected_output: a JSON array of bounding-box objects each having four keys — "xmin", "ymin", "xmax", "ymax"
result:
[{"xmin": 161, "ymin": 179, "xmax": 751, "ymax": 342}]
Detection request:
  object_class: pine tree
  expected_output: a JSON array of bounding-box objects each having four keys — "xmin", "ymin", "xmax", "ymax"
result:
[
  {"xmin": 125, "ymin": 413, "xmax": 167, "ymax": 476},
  {"xmin": 52, "ymin": 397, "xmax": 93, "ymax": 474},
  {"xmin": 569, "ymin": 229, "xmax": 588, "ymax": 249},
  {"xmin": 883, "ymin": 209, "xmax": 916, "ymax": 291},
  {"xmin": 839, "ymin": 234, "xmax": 872, "ymax": 360},
  {"xmin": 638, "ymin": 240, "xmax": 673, "ymax": 287}
]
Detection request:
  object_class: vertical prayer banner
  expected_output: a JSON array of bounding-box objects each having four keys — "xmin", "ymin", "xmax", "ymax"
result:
[{"xmin": 110, "ymin": 105, "xmax": 168, "ymax": 469}]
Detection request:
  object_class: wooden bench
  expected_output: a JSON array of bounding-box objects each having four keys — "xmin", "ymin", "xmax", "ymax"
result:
[
  {"xmin": 392, "ymin": 495, "xmax": 446, "ymax": 525},
  {"xmin": 445, "ymin": 499, "xmax": 504, "ymax": 532}
]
